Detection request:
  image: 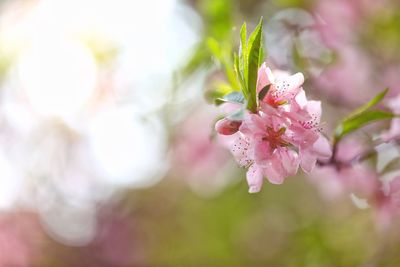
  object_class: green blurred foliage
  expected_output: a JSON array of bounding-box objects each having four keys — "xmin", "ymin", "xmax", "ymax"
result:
[{"xmin": 180, "ymin": 0, "xmax": 235, "ymax": 78}]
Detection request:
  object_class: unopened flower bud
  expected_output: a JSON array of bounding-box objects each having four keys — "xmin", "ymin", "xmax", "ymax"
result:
[{"xmin": 215, "ymin": 118, "xmax": 242, "ymax": 135}]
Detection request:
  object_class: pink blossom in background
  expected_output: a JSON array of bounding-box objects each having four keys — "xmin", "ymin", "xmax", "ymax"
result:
[
  {"xmin": 313, "ymin": 0, "xmax": 398, "ymax": 107},
  {"xmin": 381, "ymin": 94, "xmax": 400, "ymax": 141},
  {"xmin": 314, "ymin": 46, "xmax": 374, "ymax": 105},
  {"xmin": 0, "ymin": 213, "xmax": 44, "ymax": 267},
  {"xmin": 308, "ymin": 138, "xmax": 369, "ymax": 200},
  {"xmin": 173, "ymin": 105, "xmax": 232, "ymax": 195},
  {"xmin": 374, "ymin": 177, "xmax": 400, "ymax": 231},
  {"xmin": 315, "ymin": 0, "xmax": 361, "ymax": 49},
  {"xmin": 310, "ymin": 165, "xmax": 380, "ymax": 202},
  {"xmin": 387, "ymin": 177, "xmax": 400, "ymax": 208},
  {"xmin": 309, "ymin": 138, "xmax": 400, "ymax": 230},
  {"xmin": 315, "ymin": 0, "xmax": 387, "ymax": 48},
  {"xmin": 383, "ymin": 66, "xmax": 400, "ymax": 96},
  {"xmin": 82, "ymin": 208, "xmax": 143, "ymax": 267}
]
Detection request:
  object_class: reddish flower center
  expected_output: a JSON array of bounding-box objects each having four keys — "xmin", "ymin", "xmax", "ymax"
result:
[{"xmin": 262, "ymin": 127, "xmax": 289, "ymax": 149}]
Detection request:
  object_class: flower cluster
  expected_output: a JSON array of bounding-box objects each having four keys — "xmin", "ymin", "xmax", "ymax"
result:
[{"xmin": 216, "ymin": 63, "xmax": 331, "ymax": 193}]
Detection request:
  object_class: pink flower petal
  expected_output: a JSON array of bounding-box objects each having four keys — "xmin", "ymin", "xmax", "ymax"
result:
[
  {"xmin": 263, "ymin": 72, "xmax": 304, "ymax": 106},
  {"xmin": 312, "ymin": 135, "xmax": 332, "ymax": 160},
  {"xmin": 264, "ymin": 163, "xmax": 285, "ymax": 184},
  {"xmin": 306, "ymin": 100, "xmax": 322, "ymax": 125},
  {"xmin": 279, "ymin": 148, "xmax": 300, "ymax": 176},
  {"xmin": 300, "ymin": 149, "xmax": 317, "ymax": 173},
  {"xmin": 264, "ymin": 152, "xmax": 287, "ymax": 184},
  {"xmin": 284, "ymin": 72, "xmax": 305, "ymax": 93},
  {"xmin": 254, "ymin": 141, "xmax": 272, "ymax": 167},
  {"xmin": 294, "ymin": 89, "xmax": 308, "ymax": 108},
  {"xmin": 257, "ymin": 63, "xmax": 274, "ymax": 93},
  {"xmin": 240, "ymin": 114, "xmax": 267, "ymax": 137},
  {"xmin": 246, "ymin": 164, "xmax": 264, "ymax": 193},
  {"xmin": 230, "ymin": 134, "xmax": 252, "ymax": 167}
]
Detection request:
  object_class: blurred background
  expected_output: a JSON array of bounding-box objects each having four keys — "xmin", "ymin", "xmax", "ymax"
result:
[{"xmin": 0, "ymin": 0, "xmax": 400, "ymax": 266}]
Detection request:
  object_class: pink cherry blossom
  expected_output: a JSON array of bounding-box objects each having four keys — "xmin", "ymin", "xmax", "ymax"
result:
[
  {"xmin": 257, "ymin": 63, "xmax": 305, "ymax": 107},
  {"xmin": 230, "ymin": 112, "xmax": 300, "ymax": 192},
  {"xmin": 381, "ymin": 94, "xmax": 400, "ymax": 141},
  {"xmin": 218, "ymin": 64, "xmax": 331, "ymax": 193},
  {"xmin": 286, "ymin": 89, "xmax": 332, "ymax": 172}
]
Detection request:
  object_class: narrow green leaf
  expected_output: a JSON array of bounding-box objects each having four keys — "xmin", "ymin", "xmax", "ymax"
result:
[
  {"xmin": 335, "ymin": 110, "xmax": 395, "ymax": 139},
  {"xmin": 239, "ymin": 23, "xmax": 247, "ymax": 84},
  {"xmin": 234, "ymin": 53, "xmax": 247, "ymax": 98},
  {"xmin": 239, "ymin": 23, "xmax": 247, "ymax": 58},
  {"xmin": 246, "ymin": 17, "xmax": 264, "ymax": 112},
  {"xmin": 215, "ymin": 91, "xmax": 245, "ymax": 105},
  {"xmin": 258, "ymin": 41, "xmax": 265, "ymax": 67},
  {"xmin": 346, "ymin": 88, "xmax": 389, "ymax": 119},
  {"xmin": 240, "ymin": 23, "xmax": 247, "ymax": 47}
]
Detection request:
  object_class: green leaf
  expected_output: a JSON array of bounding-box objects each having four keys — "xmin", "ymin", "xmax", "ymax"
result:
[
  {"xmin": 234, "ymin": 53, "xmax": 247, "ymax": 98},
  {"xmin": 206, "ymin": 37, "xmax": 222, "ymax": 60},
  {"xmin": 215, "ymin": 91, "xmax": 245, "ymax": 105},
  {"xmin": 240, "ymin": 23, "xmax": 247, "ymax": 54},
  {"xmin": 335, "ymin": 110, "xmax": 395, "ymax": 140},
  {"xmin": 334, "ymin": 88, "xmax": 393, "ymax": 142},
  {"xmin": 258, "ymin": 42, "xmax": 265, "ymax": 67},
  {"xmin": 345, "ymin": 88, "xmax": 389, "ymax": 119},
  {"xmin": 239, "ymin": 23, "xmax": 247, "ymax": 79},
  {"xmin": 245, "ymin": 17, "xmax": 264, "ymax": 112},
  {"xmin": 207, "ymin": 37, "xmax": 240, "ymax": 91}
]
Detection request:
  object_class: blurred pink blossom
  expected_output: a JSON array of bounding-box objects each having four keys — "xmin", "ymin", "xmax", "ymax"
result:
[
  {"xmin": 383, "ymin": 66, "xmax": 400, "ymax": 96},
  {"xmin": 314, "ymin": 46, "xmax": 374, "ymax": 105},
  {"xmin": 374, "ymin": 177, "xmax": 400, "ymax": 231},
  {"xmin": 381, "ymin": 94, "xmax": 400, "ymax": 141},
  {"xmin": 315, "ymin": 0, "xmax": 387, "ymax": 48},
  {"xmin": 310, "ymin": 164, "xmax": 379, "ymax": 201},
  {"xmin": 173, "ymin": 105, "xmax": 231, "ymax": 194},
  {"xmin": 85, "ymin": 208, "xmax": 142, "ymax": 266},
  {"xmin": 308, "ymin": 138, "xmax": 370, "ymax": 200},
  {"xmin": 315, "ymin": 0, "xmax": 361, "ymax": 49},
  {"xmin": 312, "ymin": 0, "xmax": 392, "ymax": 105},
  {"xmin": 0, "ymin": 213, "xmax": 44, "ymax": 267}
]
